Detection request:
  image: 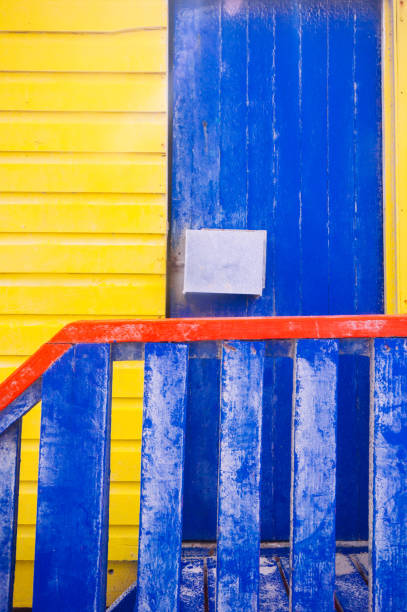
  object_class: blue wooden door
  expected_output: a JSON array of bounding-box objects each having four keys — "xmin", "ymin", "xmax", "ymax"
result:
[{"xmin": 169, "ymin": 0, "xmax": 383, "ymax": 541}]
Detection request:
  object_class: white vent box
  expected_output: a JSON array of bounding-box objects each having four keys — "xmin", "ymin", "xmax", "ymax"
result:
[{"xmin": 184, "ymin": 229, "xmax": 267, "ymax": 295}]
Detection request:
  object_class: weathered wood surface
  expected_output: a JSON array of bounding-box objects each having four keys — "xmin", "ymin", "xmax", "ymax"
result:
[
  {"xmin": 170, "ymin": 0, "xmax": 382, "ymax": 543},
  {"xmin": 0, "ymin": 420, "xmax": 21, "ymax": 612},
  {"xmin": 4, "ymin": 315, "xmax": 407, "ymax": 416},
  {"xmin": 290, "ymin": 339, "xmax": 338, "ymax": 611},
  {"xmin": 32, "ymin": 343, "xmax": 112, "ymax": 612},
  {"xmin": 335, "ymin": 553, "xmax": 368, "ymax": 611},
  {"xmin": 371, "ymin": 338, "xmax": 407, "ymax": 610},
  {"xmin": 135, "ymin": 342, "xmax": 189, "ymax": 611},
  {"xmin": 216, "ymin": 341, "xmax": 265, "ymax": 611},
  {"xmin": 0, "ymin": 379, "xmax": 41, "ymax": 435}
]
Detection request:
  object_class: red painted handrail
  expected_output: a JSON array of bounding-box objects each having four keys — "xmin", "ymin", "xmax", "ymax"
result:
[{"xmin": 1, "ymin": 314, "xmax": 407, "ymax": 413}]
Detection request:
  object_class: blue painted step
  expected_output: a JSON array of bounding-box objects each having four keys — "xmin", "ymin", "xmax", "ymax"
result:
[{"xmin": 108, "ymin": 549, "xmax": 368, "ymax": 611}]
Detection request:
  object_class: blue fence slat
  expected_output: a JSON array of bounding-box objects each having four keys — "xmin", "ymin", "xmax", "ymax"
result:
[
  {"xmin": 290, "ymin": 339, "xmax": 338, "ymax": 611},
  {"xmin": 371, "ymin": 338, "xmax": 407, "ymax": 610},
  {"xmin": 135, "ymin": 342, "xmax": 189, "ymax": 611},
  {"xmin": 0, "ymin": 420, "xmax": 21, "ymax": 612},
  {"xmin": 216, "ymin": 341, "xmax": 265, "ymax": 611},
  {"xmin": 0, "ymin": 379, "xmax": 41, "ymax": 436},
  {"xmin": 32, "ymin": 343, "xmax": 112, "ymax": 612}
]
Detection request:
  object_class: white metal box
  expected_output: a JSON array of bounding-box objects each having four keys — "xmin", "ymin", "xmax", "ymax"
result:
[{"xmin": 184, "ymin": 229, "xmax": 267, "ymax": 295}]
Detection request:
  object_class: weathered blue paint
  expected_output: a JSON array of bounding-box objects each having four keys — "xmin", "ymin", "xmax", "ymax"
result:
[
  {"xmin": 135, "ymin": 343, "xmax": 189, "ymax": 612},
  {"xmin": 0, "ymin": 379, "xmax": 41, "ymax": 435},
  {"xmin": 108, "ymin": 559, "xmax": 204, "ymax": 612},
  {"xmin": 259, "ymin": 557, "xmax": 289, "ymax": 611},
  {"xmin": 180, "ymin": 559, "xmax": 205, "ymax": 611},
  {"xmin": 0, "ymin": 420, "xmax": 21, "ymax": 612},
  {"xmin": 170, "ymin": 0, "xmax": 383, "ymax": 541},
  {"xmin": 216, "ymin": 341, "xmax": 265, "ymax": 610},
  {"xmin": 32, "ymin": 343, "xmax": 112, "ymax": 612},
  {"xmin": 112, "ymin": 343, "xmax": 144, "ymax": 362},
  {"xmin": 370, "ymin": 338, "xmax": 407, "ymax": 610},
  {"xmin": 335, "ymin": 554, "xmax": 368, "ymax": 611},
  {"xmin": 209, "ymin": 553, "xmax": 290, "ymax": 611},
  {"xmin": 290, "ymin": 339, "xmax": 338, "ymax": 611}
]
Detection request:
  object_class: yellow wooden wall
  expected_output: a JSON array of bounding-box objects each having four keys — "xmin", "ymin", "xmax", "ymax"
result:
[
  {"xmin": 390, "ymin": 0, "xmax": 407, "ymax": 313},
  {"xmin": 0, "ymin": 0, "xmax": 167, "ymax": 606}
]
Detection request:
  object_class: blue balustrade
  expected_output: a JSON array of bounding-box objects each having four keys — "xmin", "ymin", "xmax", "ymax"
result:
[{"xmin": 0, "ymin": 333, "xmax": 405, "ymax": 610}]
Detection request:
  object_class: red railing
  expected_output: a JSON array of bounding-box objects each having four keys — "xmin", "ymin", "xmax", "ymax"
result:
[{"xmin": 2, "ymin": 314, "xmax": 407, "ymax": 412}]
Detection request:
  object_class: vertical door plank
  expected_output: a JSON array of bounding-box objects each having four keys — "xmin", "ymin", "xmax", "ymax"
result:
[
  {"xmin": 0, "ymin": 421, "xmax": 21, "ymax": 612},
  {"xmin": 32, "ymin": 343, "xmax": 112, "ymax": 612},
  {"xmin": 290, "ymin": 339, "xmax": 338, "ymax": 611},
  {"xmin": 216, "ymin": 341, "xmax": 265, "ymax": 611},
  {"xmin": 136, "ymin": 342, "xmax": 189, "ymax": 611},
  {"xmin": 371, "ymin": 338, "xmax": 407, "ymax": 610}
]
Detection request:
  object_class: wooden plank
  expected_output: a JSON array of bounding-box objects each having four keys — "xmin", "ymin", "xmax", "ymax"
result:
[
  {"xmin": 0, "ymin": 344, "xmax": 67, "ymax": 416},
  {"xmin": 0, "ymin": 275, "xmax": 165, "ymax": 315},
  {"xmin": 335, "ymin": 554, "xmax": 368, "ymax": 611},
  {"xmin": 0, "ymin": 380, "xmax": 41, "ymax": 435},
  {"xmin": 259, "ymin": 557, "xmax": 289, "ymax": 611},
  {"xmin": 20, "ymin": 439, "xmax": 142, "ymax": 483},
  {"xmin": 51, "ymin": 314, "xmax": 407, "ymax": 347},
  {"xmin": 18, "ymin": 481, "xmax": 140, "ymax": 527},
  {"xmin": 0, "ymin": 193, "xmax": 166, "ymax": 234},
  {"xmin": 32, "ymin": 343, "xmax": 112, "ymax": 611},
  {"xmin": 0, "ymin": 153, "xmax": 165, "ymax": 194},
  {"xmin": 0, "ymin": 31, "xmax": 166, "ymax": 73},
  {"xmin": 0, "ymin": 238, "xmax": 165, "ymax": 274},
  {"xmin": 290, "ymin": 339, "xmax": 338, "ymax": 611},
  {"xmin": 180, "ymin": 558, "xmax": 205, "ymax": 611},
  {"xmin": 0, "ymin": 73, "xmax": 166, "ymax": 113},
  {"xmin": 0, "ymin": 113, "xmax": 165, "ymax": 153},
  {"xmin": 0, "ymin": 0, "xmax": 166, "ymax": 31},
  {"xmin": 371, "ymin": 338, "xmax": 407, "ymax": 610},
  {"xmin": 5, "ymin": 314, "xmax": 407, "ymax": 416},
  {"xmin": 136, "ymin": 343, "xmax": 188, "ymax": 611},
  {"xmin": 216, "ymin": 341, "xmax": 265, "ymax": 611},
  {"xmin": 0, "ymin": 421, "xmax": 21, "ymax": 612},
  {"xmin": 108, "ymin": 558, "xmax": 204, "ymax": 612}
]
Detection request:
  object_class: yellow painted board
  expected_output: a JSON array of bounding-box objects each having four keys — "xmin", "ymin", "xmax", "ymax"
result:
[
  {"xmin": 13, "ymin": 561, "xmax": 139, "ymax": 608},
  {"xmin": 0, "ymin": 274, "xmax": 165, "ymax": 315},
  {"xmin": 0, "ymin": 112, "xmax": 166, "ymax": 153},
  {"xmin": 0, "ymin": 357, "xmax": 143, "ymax": 396},
  {"xmin": 383, "ymin": 0, "xmax": 398, "ymax": 313},
  {"xmin": 0, "ymin": 31, "xmax": 166, "ymax": 72},
  {"xmin": 112, "ymin": 361, "xmax": 144, "ymax": 398},
  {"xmin": 18, "ymin": 482, "xmax": 141, "ymax": 526},
  {"xmin": 0, "ymin": 236, "xmax": 166, "ymax": 274},
  {"xmin": 0, "ymin": 0, "xmax": 166, "ymax": 31},
  {"xmin": 0, "ymin": 193, "xmax": 166, "ymax": 234},
  {"xmin": 0, "ymin": 73, "xmax": 166, "ymax": 112},
  {"xmin": 20, "ymin": 440, "xmax": 142, "ymax": 482},
  {"xmin": 396, "ymin": 0, "xmax": 407, "ymax": 312},
  {"xmin": 0, "ymin": 153, "xmax": 166, "ymax": 193},
  {"xmin": 21, "ymin": 398, "xmax": 143, "ymax": 439},
  {"xmin": 105, "ymin": 562, "xmax": 138, "ymax": 608},
  {"xmin": 16, "ymin": 526, "xmax": 139, "ymax": 562},
  {"xmin": 0, "ymin": 315, "xmax": 163, "ymax": 356}
]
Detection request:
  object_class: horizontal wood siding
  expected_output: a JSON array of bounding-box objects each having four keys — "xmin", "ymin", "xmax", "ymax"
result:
[{"xmin": 0, "ymin": 0, "xmax": 167, "ymax": 606}]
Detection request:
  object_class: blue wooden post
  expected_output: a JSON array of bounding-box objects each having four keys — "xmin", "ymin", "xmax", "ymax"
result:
[
  {"xmin": 0, "ymin": 421, "xmax": 21, "ymax": 612},
  {"xmin": 371, "ymin": 338, "xmax": 407, "ymax": 610},
  {"xmin": 32, "ymin": 343, "xmax": 112, "ymax": 612},
  {"xmin": 290, "ymin": 339, "xmax": 338, "ymax": 611},
  {"xmin": 135, "ymin": 342, "xmax": 189, "ymax": 612},
  {"xmin": 216, "ymin": 341, "xmax": 265, "ymax": 611}
]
